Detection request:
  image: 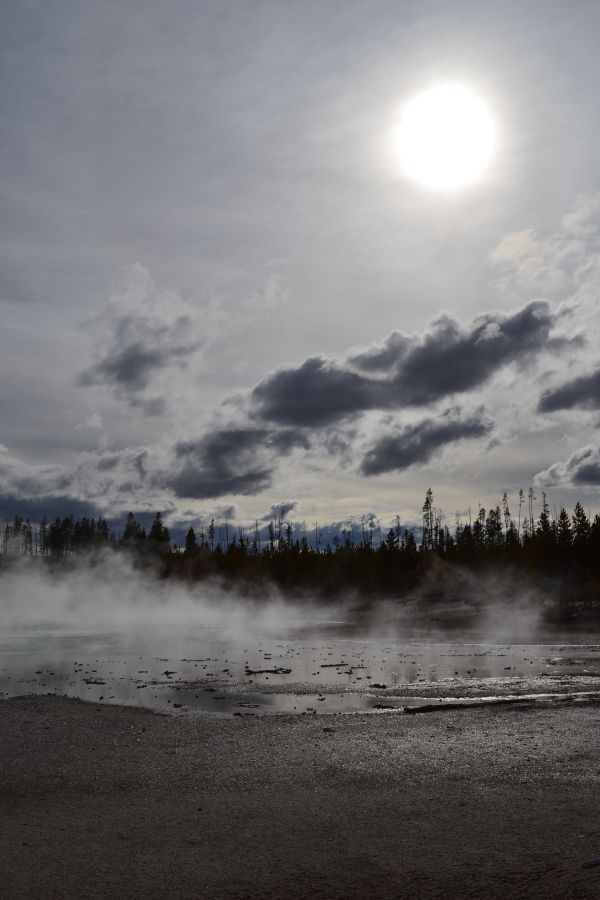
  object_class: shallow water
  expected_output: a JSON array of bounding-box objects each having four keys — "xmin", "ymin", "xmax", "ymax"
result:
[{"xmin": 2, "ymin": 623, "xmax": 600, "ymax": 715}]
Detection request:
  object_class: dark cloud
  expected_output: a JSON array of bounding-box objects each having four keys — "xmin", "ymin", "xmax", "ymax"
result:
[
  {"xmin": 387, "ymin": 301, "xmax": 559, "ymax": 405},
  {"xmin": 251, "ymin": 358, "xmax": 386, "ymax": 427},
  {"xmin": 96, "ymin": 454, "xmax": 121, "ymax": 472},
  {"xmin": 167, "ymin": 428, "xmax": 309, "ymax": 500},
  {"xmin": 261, "ymin": 500, "xmax": 298, "ymax": 522},
  {"xmin": 360, "ymin": 411, "xmax": 494, "ymax": 476},
  {"xmin": 79, "ymin": 325, "xmax": 197, "ymax": 406},
  {"xmin": 213, "ymin": 504, "xmax": 238, "ymax": 521},
  {"xmin": 573, "ymin": 463, "xmax": 600, "ymax": 485},
  {"xmin": 169, "ymin": 467, "xmax": 271, "ymax": 501},
  {"xmin": 78, "ymin": 265, "xmax": 205, "ymax": 413},
  {"xmin": 535, "ymin": 446, "xmax": 600, "ymax": 487},
  {"xmin": 252, "ymin": 301, "xmax": 561, "ymax": 427},
  {"xmin": 79, "ymin": 342, "xmax": 170, "ymax": 392},
  {"xmin": 350, "ymin": 332, "xmax": 413, "ymax": 373},
  {"xmin": 96, "ymin": 450, "xmax": 148, "ymax": 481},
  {"xmin": 538, "ymin": 369, "xmax": 600, "ymax": 413}
]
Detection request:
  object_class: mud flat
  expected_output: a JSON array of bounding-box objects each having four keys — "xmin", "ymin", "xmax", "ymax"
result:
[{"xmin": 1, "ymin": 695, "xmax": 600, "ymax": 899}]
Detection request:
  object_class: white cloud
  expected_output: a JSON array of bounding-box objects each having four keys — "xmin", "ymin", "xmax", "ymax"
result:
[
  {"xmin": 534, "ymin": 445, "xmax": 600, "ymax": 489},
  {"xmin": 488, "ymin": 192, "xmax": 600, "ymax": 303}
]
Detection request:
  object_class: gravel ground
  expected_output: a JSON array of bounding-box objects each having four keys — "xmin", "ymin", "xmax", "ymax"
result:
[{"xmin": 1, "ymin": 695, "xmax": 600, "ymax": 899}]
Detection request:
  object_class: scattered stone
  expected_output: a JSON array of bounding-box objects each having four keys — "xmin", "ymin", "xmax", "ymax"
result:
[{"xmin": 244, "ymin": 667, "xmax": 292, "ymax": 675}]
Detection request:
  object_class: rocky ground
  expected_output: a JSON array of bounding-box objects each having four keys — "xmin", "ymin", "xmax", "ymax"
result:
[{"xmin": 1, "ymin": 695, "xmax": 600, "ymax": 899}]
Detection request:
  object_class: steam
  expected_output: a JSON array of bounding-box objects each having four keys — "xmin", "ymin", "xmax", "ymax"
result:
[
  {"xmin": 357, "ymin": 559, "xmax": 555, "ymax": 643},
  {"xmin": 0, "ymin": 553, "xmax": 339, "ymax": 636},
  {"xmin": 0, "ymin": 552, "xmax": 557, "ymax": 645}
]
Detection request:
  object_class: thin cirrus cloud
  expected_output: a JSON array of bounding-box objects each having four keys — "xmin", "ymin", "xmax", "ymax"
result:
[
  {"xmin": 360, "ymin": 410, "xmax": 494, "ymax": 476},
  {"xmin": 488, "ymin": 192, "xmax": 600, "ymax": 298},
  {"xmin": 538, "ymin": 369, "xmax": 600, "ymax": 413},
  {"xmin": 251, "ymin": 300, "xmax": 567, "ymax": 428}
]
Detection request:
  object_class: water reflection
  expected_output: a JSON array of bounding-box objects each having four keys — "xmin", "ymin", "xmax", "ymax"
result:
[{"xmin": 2, "ymin": 624, "xmax": 600, "ymax": 716}]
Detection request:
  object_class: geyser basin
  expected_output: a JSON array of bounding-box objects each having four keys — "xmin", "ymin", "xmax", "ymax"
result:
[{"xmin": 2, "ymin": 626, "xmax": 600, "ymax": 716}]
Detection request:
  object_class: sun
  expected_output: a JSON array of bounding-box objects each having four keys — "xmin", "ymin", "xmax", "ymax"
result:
[{"xmin": 395, "ymin": 84, "xmax": 496, "ymax": 190}]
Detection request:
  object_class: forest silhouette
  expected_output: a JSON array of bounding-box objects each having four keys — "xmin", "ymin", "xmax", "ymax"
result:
[{"xmin": 2, "ymin": 489, "xmax": 600, "ymax": 622}]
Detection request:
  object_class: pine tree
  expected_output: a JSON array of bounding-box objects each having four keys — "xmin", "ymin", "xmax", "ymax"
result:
[
  {"xmin": 557, "ymin": 508, "xmax": 572, "ymax": 549},
  {"xmin": 385, "ymin": 528, "xmax": 398, "ymax": 552},
  {"xmin": 185, "ymin": 527, "xmax": 197, "ymax": 555},
  {"xmin": 572, "ymin": 502, "xmax": 591, "ymax": 556},
  {"xmin": 149, "ymin": 513, "xmax": 170, "ymax": 552},
  {"xmin": 422, "ymin": 488, "xmax": 434, "ymax": 550}
]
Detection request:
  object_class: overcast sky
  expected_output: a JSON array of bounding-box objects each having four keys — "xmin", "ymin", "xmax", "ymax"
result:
[{"xmin": 3, "ymin": 0, "xmax": 600, "ymax": 532}]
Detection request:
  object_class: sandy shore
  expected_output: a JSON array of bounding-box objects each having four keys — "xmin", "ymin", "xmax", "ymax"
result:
[{"xmin": 1, "ymin": 696, "xmax": 600, "ymax": 899}]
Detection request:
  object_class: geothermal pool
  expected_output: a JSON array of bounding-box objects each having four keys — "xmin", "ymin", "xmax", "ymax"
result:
[{"xmin": 2, "ymin": 623, "xmax": 600, "ymax": 715}]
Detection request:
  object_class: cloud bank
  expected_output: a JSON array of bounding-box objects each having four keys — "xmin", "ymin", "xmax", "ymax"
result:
[
  {"xmin": 1, "ymin": 288, "xmax": 579, "ymax": 515},
  {"xmin": 251, "ymin": 300, "xmax": 564, "ymax": 428},
  {"xmin": 360, "ymin": 409, "xmax": 494, "ymax": 476}
]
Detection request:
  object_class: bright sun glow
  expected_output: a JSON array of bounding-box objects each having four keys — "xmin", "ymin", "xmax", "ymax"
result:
[{"xmin": 396, "ymin": 84, "xmax": 496, "ymax": 190}]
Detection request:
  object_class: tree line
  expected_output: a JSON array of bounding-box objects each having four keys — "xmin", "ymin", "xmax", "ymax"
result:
[
  {"xmin": 0, "ymin": 512, "xmax": 169, "ymax": 558},
  {"xmin": 2, "ymin": 489, "xmax": 600, "ymax": 586}
]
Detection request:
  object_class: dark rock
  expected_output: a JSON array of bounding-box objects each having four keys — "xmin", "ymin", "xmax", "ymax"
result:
[{"xmin": 244, "ymin": 667, "xmax": 292, "ymax": 675}]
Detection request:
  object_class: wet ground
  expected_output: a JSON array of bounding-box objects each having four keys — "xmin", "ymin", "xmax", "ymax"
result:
[{"xmin": 3, "ymin": 621, "xmax": 600, "ymax": 715}]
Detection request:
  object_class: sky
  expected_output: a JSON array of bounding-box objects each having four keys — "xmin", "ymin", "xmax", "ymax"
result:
[{"xmin": 2, "ymin": 0, "xmax": 600, "ymax": 535}]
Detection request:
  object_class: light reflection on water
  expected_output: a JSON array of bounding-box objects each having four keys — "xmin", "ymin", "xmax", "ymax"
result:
[{"xmin": 2, "ymin": 623, "xmax": 600, "ymax": 716}]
